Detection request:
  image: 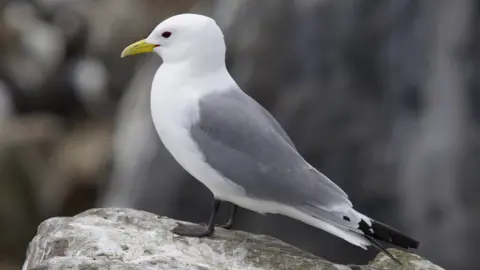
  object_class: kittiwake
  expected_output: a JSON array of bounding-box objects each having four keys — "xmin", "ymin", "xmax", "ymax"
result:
[{"xmin": 120, "ymin": 13, "xmax": 420, "ymax": 263}]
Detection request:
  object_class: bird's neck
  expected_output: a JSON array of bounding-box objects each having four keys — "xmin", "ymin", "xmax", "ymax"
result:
[
  {"xmin": 154, "ymin": 60, "xmax": 237, "ymax": 96},
  {"xmin": 162, "ymin": 55, "xmax": 226, "ymax": 77}
]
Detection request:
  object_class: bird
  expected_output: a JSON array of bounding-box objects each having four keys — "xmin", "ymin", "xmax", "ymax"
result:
[{"xmin": 120, "ymin": 13, "xmax": 420, "ymax": 263}]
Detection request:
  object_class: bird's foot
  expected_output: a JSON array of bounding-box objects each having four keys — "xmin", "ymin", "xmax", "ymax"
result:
[
  {"xmin": 217, "ymin": 221, "xmax": 234, "ymax": 230},
  {"xmin": 217, "ymin": 205, "xmax": 237, "ymax": 230},
  {"xmin": 171, "ymin": 222, "xmax": 213, "ymax": 237}
]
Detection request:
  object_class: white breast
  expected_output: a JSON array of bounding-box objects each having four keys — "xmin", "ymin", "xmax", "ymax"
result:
[{"xmin": 149, "ymin": 64, "xmax": 245, "ymax": 200}]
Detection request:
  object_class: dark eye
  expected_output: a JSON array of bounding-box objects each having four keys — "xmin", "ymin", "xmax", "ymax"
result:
[{"xmin": 161, "ymin": 31, "xmax": 172, "ymax": 38}]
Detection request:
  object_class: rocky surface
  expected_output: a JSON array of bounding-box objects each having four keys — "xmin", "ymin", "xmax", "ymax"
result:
[{"xmin": 23, "ymin": 208, "xmax": 443, "ymax": 270}]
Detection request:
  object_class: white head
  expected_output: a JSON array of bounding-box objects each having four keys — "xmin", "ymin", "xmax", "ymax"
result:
[{"xmin": 121, "ymin": 14, "xmax": 226, "ymax": 68}]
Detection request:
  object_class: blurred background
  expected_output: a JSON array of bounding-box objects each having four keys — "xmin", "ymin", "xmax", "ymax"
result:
[{"xmin": 0, "ymin": 0, "xmax": 477, "ymax": 269}]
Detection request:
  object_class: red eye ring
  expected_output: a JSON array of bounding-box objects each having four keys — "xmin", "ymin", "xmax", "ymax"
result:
[{"xmin": 161, "ymin": 31, "xmax": 172, "ymax": 38}]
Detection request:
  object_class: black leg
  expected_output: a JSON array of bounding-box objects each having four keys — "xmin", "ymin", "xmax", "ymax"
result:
[
  {"xmin": 218, "ymin": 204, "xmax": 238, "ymax": 230},
  {"xmin": 171, "ymin": 199, "xmax": 220, "ymax": 237}
]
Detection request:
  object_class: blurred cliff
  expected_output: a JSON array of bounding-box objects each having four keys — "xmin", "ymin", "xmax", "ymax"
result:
[{"xmin": 0, "ymin": 0, "xmax": 478, "ymax": 269}]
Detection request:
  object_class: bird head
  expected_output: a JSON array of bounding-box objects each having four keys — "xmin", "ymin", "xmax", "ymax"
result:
[{"xmin": 121, "ymin": 14, "xmax": 226, "ymax": 66}]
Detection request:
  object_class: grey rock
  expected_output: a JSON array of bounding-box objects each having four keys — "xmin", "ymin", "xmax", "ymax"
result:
[{"xmin": 23, "ymin": 208, "xmax": 442, "ymax": 270}]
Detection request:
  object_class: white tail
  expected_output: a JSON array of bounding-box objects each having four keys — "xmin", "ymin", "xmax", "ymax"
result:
[{"xmin": 283, "ymin": 207, "xmax": 371, "ymax": 249}]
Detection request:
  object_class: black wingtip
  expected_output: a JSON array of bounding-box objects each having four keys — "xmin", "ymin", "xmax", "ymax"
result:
[{"xmin": 358, "ymin": 219, "xmax": 420, "ymax": 249}]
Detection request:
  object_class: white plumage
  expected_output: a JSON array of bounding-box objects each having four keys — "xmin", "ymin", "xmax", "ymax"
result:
[
  {"xmin": 120, "ymin": 13, "xmax": 420, "ymax": 261},
  {"xmin": 147, "ymin": 13, "xmax": 372, "ymax": 248}
]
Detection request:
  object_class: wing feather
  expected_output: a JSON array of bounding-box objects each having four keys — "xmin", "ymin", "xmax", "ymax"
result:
[{"xmin": 190, "ymin": 89, "xmax": 351, "ymax": 211}]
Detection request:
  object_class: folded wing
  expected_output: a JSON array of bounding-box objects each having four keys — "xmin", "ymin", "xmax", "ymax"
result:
[{"xmin": 190, "ymin": 88, "xmax": 352, "ymax": 212}]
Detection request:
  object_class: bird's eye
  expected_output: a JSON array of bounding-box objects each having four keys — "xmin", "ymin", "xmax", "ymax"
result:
[{"xmin": 161, "ymin": 31, "xmax": 172, "ymax": 38}]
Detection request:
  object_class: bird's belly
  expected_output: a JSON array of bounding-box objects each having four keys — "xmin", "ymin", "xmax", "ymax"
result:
[
  {"xmin": 152, "ymin": 109, "xmax": 245, "ymax": 200},
  {"xmin": 225, "ymin": 194, "xmax": 290, "ymax": 215},
  {"xmin": 155, "ymin": 123, "xmax": 285, "ymax": 214},
  {"xmin": 149, "ymin": 87, "xmax": 279, "ymax": 213}
]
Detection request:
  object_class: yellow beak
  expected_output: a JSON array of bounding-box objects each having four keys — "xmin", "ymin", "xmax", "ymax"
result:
[{"xmin": 121, "ymin": 39, "xmax": 157, "ymax": 58}]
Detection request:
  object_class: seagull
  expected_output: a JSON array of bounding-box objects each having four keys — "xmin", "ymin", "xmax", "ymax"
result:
[{"xmin": 121, "ymin": 13, "xmax": 419, "ymax": 262}]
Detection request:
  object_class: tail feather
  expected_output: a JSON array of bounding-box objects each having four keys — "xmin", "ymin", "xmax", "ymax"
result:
[
  {"xmin": 355, "ymin": 218, "xmax": 420, "ymax": 265},
  {"xmin": 286, "ymin": 207, "xmax": 371, "ymax": 249},
  {"xmin": 358, "ymin": 218, "xmax": 420, "ymax": 249},
  {"xmin": 293, "ymin": 205, "xmax": 419, "ymax": 264}
]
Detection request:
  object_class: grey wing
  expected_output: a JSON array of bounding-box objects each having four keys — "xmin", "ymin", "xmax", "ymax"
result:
[
  {"xmin": 191, "ymin": 89, "xmax": 352, "ymax": 210},
  {"xmin": 256, "ymin": 102, "xmax": 296, "ymax": 149}
]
